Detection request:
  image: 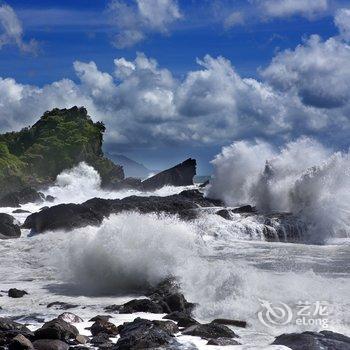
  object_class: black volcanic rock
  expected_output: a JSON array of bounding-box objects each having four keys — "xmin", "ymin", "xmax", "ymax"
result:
[
  {"xmin": 115, "ymin": 318, "xmax": 178, "ymax": 349},
  {"xmin": 23, "ymin": 190, "xmax": 222, "ymax": 234},
  {"xmin": 34, "ymin": 318, "xmax": 79, "ymax": 341},
  {"xmin": 272, "ymin": 331, "xmax": 350, "ymax": 350},
  {"xmin": 8, "ymin": 289, "xmax": 28, "ymax": 298},
  {"xmin": 141, "ymin": 158, "xmax": 196, "ymax": 190},
  {"xmin": 0, "ymin": 213, "xmax": 21, "ymax": 239},
  {"xmin": 182, "ymin": 323, "xmax": 238, "ymax": 339},
  {"xmin": 118, "ymin": 299, "xmax": 164, "ymax": 314},
  {"xmin": 32, "ymin": 340, "xmax": 69, "ymax": 350}
]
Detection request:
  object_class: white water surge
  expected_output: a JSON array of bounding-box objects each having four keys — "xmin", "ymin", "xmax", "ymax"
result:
[{"xmin": 0, "ymin": 146, "xmax": 349, "ymax": 348}]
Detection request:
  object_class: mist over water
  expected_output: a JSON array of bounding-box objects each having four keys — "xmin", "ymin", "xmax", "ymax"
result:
[{"xmin": 208, "ymin": 137, "xmax": 350, "ymax": 243}]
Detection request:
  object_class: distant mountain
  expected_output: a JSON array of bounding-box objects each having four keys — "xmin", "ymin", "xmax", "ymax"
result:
[{"xmin": 110, "ymin": 154, "xmax": 152, "ymax": 179}]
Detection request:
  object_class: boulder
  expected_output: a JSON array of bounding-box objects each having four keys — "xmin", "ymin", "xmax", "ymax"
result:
[
  {"xmin": 32, "ymin": 340, "xmax": 69, "ymax": 350},
  {"xmin": 182, "ymin": 323, "xmax": 238, "ymax": 340},
  {"xmin": 34, "ymin": 319, "xmax": 79, "ymax": 341},
  {"xmin": 89, "ymin": 320, "xmax": 118, "ymax": 337},
  {"xmin": 23, "ymin": 190, "xmax": 222, "ymax": 234},
  {"xmin": 90, "ymin": 333, "xmax": 112, "ymax": 345},
  {"xmin": 8, "ymin": 335, "xmax": 33, "ymax": 350},
  {"xmin": 118, "ymin": 299, "xmax": 164, "ymax": 314},
  {"xmin": 163, "ymin": 312, "xmax": 199, "ymax": 328},
  {"xmin": 57, "ymin": 313, "xmax": 83, "ymax": 324},
  {"xmin": 12, "ymin": 209, "xmax": 31, "ymax": 214},
  {"xmin": 0, "ymin": 318, "xmax": 32, "ymax": 335},
  {"xmin": 115, "ymin": 318, "xmax": 178, "ymax": 350},
  {"xmin": 272, "ymin": 331, "xmax": 350, "ymax": 350},
  {"xmin": 0, "ymin": 213, "xmax": 21, "ymax": 239},
  {"xmin": 0, "ymin": 188, "xmax": 44, "ymax": 208},
  {"xmin": 8, "ymin": 289, "xmax": 28, "ymax": 298},
  {"xmin": 88, "ymin": 316, "xmax": 111, "ymax": 323},
  {"xmin": 141, "ymin": 158, "xmax": 196, "ymax": 190},
  {"xmin": 110, "ymin": 178, "xmax": 142, "ymax": 191}
]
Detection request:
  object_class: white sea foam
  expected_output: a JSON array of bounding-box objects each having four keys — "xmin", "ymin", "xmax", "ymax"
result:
[{"xmin": 208, "ymin": 137, "xmax": 350, "ymax": 242}]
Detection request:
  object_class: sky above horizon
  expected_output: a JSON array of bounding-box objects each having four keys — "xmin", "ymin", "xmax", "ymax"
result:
[{"xmin": 1, "ymin": 0, "xmax": 350, "ymax": 174}]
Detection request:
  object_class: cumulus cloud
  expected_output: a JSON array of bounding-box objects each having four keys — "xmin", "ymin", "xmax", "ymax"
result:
[
  {"xmin": 261, "ymin": 35, "xmax": 350, "ymax": 109},
  {"xmin": 0, "ymin": 4, "xmax": 38, "ymax": 53},
  {"xmin": 108, "ymin": 0, "xmax": 181, "ymax": 48},
  {"xmin": 335, "ymin": 8, "xmax": 350, "ymax": 42},
  {"xmin": 260, "ymin": 0, "xmax": 328, "ymax": 19}
]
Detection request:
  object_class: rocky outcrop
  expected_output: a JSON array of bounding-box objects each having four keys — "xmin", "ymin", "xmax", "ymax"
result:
[
  {"xmin": 0, "ymin": 213, "xmax": 21, "ymax": 239},
  {"xmin": 0, "ymin": 187, "xmax": 44, "ymax": 207},
  {"xmin": 23, "ymin": 190, "xmax": 222, "ymax": 234},
  {"xmin": 141, "ymin": 158, "xmax": 196, "ymax": 190},
  {"xmin": 34, "ymin": 319, "xmax": 79, "ymax": 341},
  {"xmin": 8, "ymin": 289, "xmax": 28, "ymax": 298},
  {"xmin": 182, "ymin": 323, "xmax": 238, "ymax": 340},
  {"xmin": 272, "ymin": 331, "xmax": 350, "ymax": 350}
]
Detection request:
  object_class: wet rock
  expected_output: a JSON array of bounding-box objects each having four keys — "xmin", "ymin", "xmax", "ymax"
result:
[
  {"xmin": 47, "ymin": 302, "xmax": 78, "ymax": 310},
  {"xmin": 182, "ymin": 323, "xmax": 238, "ymax": 340},
  {"xmin": 68, "ymin": 347, "xmax": 89, "ymax": 350},
  {"xmin": 12, "ymin": 209, "xmax": 31, "ymax": 214},
  {"xmin": 90, "ymin": 333, "xmax": 111, "ymax": 345},
  {"xmin": 232, "ymin": 205, "xmax": 255, "ymax": 213},
  {"xmin": 111, "ymin": 178, "xmax": 142, "ymax": 191},
  {"xmin": 118, "ymin": 299, "xmax": 164, "ymax": 314},
  {"xmin": 74, "ymin": 336, "xmax": 88, "ymax": 345},
  {"xmin": 116, "ymin": 318, "xmax": 178, "ymax": 350},
  {"xmin": 0, "ymin": 318, "xmax": 32, "ymax": 335},
  {"xmin": 32, "ymin": 339, "xmax": 69, "ymax": 350},
  {"xmin": 272, "ymin": 331, "xmax": 350, "ymax": 350},
  {"xmin": 0, "ymin": 213, "xmax": 21, "ymax": 239},
  {"xmin": 23, "ymin": 190, "xmax": 222, "ymax": 233},
  {"xmin": 45, "ymin": 196, "xmax": 55, "ymax": 203},
  {"xmin": 8, "ymin": 335, "xmax": 34, "ymax": 350},
  {"xmin": 57, "ymin": 313, "xmax": 83, "ymax": 324},
  {"xmin": 163, "ymin": 312, "xmax": 199, "ymax": 328},
  {"xmin": 0, "ymin": 188, "xmax": 44, "ymax": 208},
  {"xmin": 90, "ymin": 320, "xmax": 118, "ymax": 337},
  {"xmin": 8, "ymin": 289, "xmax": 28, "ymax": 298},
  {"xmin": 88, "ymin": 316, "xmax": 111, "ymax": 323},
  {"xmin": 207, "ymin": 338, "xmax": 241, "ymax": 346},
  {"xmin": 216, "ymin": 209, "xmax": 232, "ymax": 220},
  {"xmin": 199, "ymin": 180, "xmax": 210, "ymax": 188},
  {"xmin": 211, "ymin": 319, "xmax": 247, "ymax": 328},
  {"xmin": 141, "ymin": 158, "xmax": 196, "ymax": 190},
  {"xmin": 103, "ymin": 305, "xmax": 120, "ymax": 313},
  {"xmin": 34, "ymin": 319, "xmax": 79, "ymax": 341}
]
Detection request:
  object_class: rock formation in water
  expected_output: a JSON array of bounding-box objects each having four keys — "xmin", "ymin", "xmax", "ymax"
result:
[
  {"xmin": 141, "ymin": 158, "xmax": 196, "ymax": 190},
  {"xmin": 0, "ymin": 106, "xmax": 124, "ymax": 197}
]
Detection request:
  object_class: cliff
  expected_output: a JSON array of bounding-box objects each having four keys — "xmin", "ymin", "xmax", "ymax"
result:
[{"xmin": 0, "ymin": 106, "xmax": 124, "ymax": 195}]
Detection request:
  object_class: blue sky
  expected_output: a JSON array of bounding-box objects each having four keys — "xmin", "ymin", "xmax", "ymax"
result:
[{"xmin": 1, "ymin": 0, "xmax": 350, "ymax": 173}]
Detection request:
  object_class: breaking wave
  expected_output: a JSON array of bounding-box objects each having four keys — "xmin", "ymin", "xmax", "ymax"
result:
[{"xmin": 208, "ymin": 137, "xmax": 350, "ymax": 243}]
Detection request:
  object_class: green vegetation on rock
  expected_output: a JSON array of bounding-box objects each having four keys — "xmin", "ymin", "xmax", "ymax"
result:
[{"xmin": 0, "ymin": 106, "xmax": 124, "ymax": 196}]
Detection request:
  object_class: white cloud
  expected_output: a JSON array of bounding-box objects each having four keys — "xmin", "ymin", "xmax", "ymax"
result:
[
  {"xmin": 261, "ymin": 35, "xmax": 350, "ymax": 109},
  {"xmin": 0, "ymin": 4, "xmax": 38, "ymax": 53},
  {"xmin": 261, "ymin": 0, "xmax": 328, "ymax": 19},
  {"xmin": 224, "ymin": 11, "xmax": 244, "ymax": 29},
  {"xmin": 335, "ymin": 8, "xmax": 350, "ymax": 42},
  {"xmin": 108, "ymin": 0, "xmax": 181, "ymax": 48}
]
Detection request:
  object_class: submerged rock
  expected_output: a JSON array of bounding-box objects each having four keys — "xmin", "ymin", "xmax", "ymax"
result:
[
  {"xmin": 23, "ymin": 190, "xmax": 222, "ymax": 234},
  {"xmin": 8, "ymin": 289, "xmax": 28, "ymax": 298},
  {"xmin": 272, "ymin": 331, "xmax": 350, "ymax": 350},
  {"xmin": 47, "ymin": 302, "xmax": 78, "ymax": 310},
  {"xmin": 0, "ymin": 213, "xmax": 21, "ymax": 239},
  {"xmin": 141, "ymin": 158, "xmax": 196, "ymax": 190}
]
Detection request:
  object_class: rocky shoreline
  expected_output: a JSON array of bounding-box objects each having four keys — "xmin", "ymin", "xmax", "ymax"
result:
[{"xmin": 1, "ymin": 278, "xmax": 349, "ymax": 350}]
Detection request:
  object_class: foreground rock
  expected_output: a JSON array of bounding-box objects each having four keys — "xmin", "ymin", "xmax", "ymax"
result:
[
  {"xmin": 182, "ymin": 323, "xmax": 238, "ymax": 340},
  {"xmin": 272, "ymin": 331, "xmax": 350, "ymax": 350},
  {"xmin": 8, "ymin": 334, "xmax": 34, "ymax": 350},
  {"xmin": 34, "ymin": 319, "xmax": 79, "ymax": 341},
  {"xmin": 32, "ymin": 339, "xmax": 69, "ymax": 350},
  {"xmin": 141, "ymin": 158, "xmax": 196, "ymax": 190},
  {"xmin": 115, "ymin": 318, "xmax": 179, "ymax": 349},
  {"xmin": 89, "ymin": 320, "xmax": 118, "ymax": 336},
  {"xmin": 163, "ymin": 311, "xmax": 199, "ymax": 328},
  {"xmin": 23, "ymin": 190, "xmax": 222, "ymax": 234},
  {"xmin": 0, "ymin": 213, "xmax": 21, "ymax": 239}
]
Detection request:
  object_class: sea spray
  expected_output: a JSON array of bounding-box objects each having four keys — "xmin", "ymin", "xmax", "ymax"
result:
[{"xmin": 208, "ymin": 137, "xmax": 350, "ymax": 242}]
